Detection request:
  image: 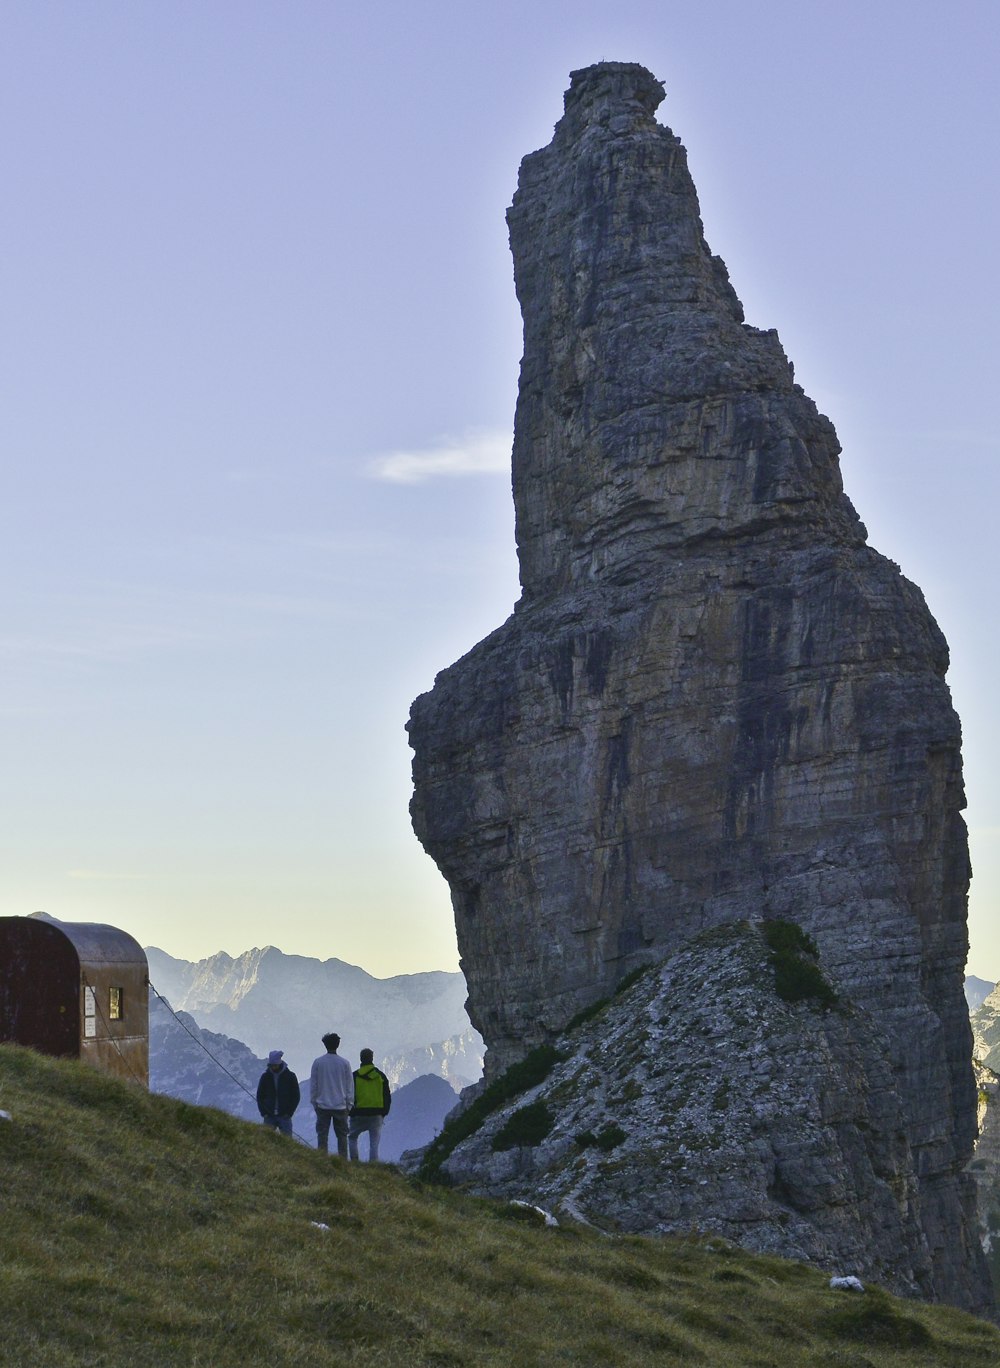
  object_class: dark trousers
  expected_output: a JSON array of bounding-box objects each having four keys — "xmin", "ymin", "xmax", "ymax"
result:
[
  {"xmin": 315, "ymin": 1107, "xmax": 349, "ymax": 1157},
  {"xmin": 261, "ymin": 1114, "xmax": 293, "ymax": 1136}
]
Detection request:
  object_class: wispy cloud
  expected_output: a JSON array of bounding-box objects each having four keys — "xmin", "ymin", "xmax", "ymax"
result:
[
  {"xmin": 906, "ymin": 430, "xmax": 999, "ymax": 450},
  {"xmin": 1, "ymin": 577, "xmax": 370, "ymax": 672},
  {"xmin": 0, "ymin": 623, "xmax": 203, "ymax": 665},
  {"xmin": 68, "ymin": 869, "xmax": 147, "ymax": 882},
  {"xmin": 368, "ymin": 429, "xmax": 511, "ymax": 484}
]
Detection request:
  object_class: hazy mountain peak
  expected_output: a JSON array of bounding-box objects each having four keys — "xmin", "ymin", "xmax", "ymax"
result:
[{"xmin": 144, "ymin": 942, "xmax": 483, "ymax": 1089}]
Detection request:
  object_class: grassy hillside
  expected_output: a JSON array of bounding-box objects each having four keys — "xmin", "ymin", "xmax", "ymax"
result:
[{"xmin": 1, "ymin": 1046, "xmax": 997, "ymax": 1367}]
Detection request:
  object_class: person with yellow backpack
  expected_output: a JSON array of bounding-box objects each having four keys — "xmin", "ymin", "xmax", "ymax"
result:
[{"xmin": 349, "ymin": 1048, "xmax": 392, "ymax": 1162}]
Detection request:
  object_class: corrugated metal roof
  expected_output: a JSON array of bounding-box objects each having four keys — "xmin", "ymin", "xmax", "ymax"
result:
[{"xmin": 23, "ymin": 912, "xmax": 147, "ymax": 966}]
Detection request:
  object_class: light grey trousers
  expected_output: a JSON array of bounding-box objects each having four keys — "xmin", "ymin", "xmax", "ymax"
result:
[{"xmin": 348, "ymin": 1114, "xmax": 384, "ymax": 1161}]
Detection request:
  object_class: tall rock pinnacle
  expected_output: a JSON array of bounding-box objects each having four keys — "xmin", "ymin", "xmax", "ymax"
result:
[
  {"xmin": 509, "ymin": 62, "xmax": 862, "ymax": 598},
  {"xmin": 408, "ymin": 63, "xmax": 990, "ymax": 1310}
]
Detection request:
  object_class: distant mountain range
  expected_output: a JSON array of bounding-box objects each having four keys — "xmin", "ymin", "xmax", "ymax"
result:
[
  {"xmin": 972, "ymin": 983, "xmax": 1000, "ymax": 1072},
  {"xmin": 966, "ymin": 976, "xmax": 996, "ymax": 1014},
  {"xmin": 147, "ymin": 951, "xmax": 466, "ymax": 1158},
  {"xmin": 379, "ymin": 1073, "xmax": 460, "ymax": 1163},
  {"xmin": 149, "ymin": 991, "xmax": 266, "ymax": 1124},
  {"xmin": 145, "ymin": 944, "xmax": 484, "ymax": 1091}
]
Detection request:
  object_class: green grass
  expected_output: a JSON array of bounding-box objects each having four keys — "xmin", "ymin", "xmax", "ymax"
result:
[
  {"xmin": 762, "ymin": 918, "xmax": 839, "ymax": 1009},
  {"xmin": 1, "ymin": 1044, "xmax": 998, "ymax": 1367}
]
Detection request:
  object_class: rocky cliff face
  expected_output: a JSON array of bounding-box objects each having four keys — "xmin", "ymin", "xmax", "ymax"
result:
[{"xmin": 408, "ymin": 61, "xmax": 989, "ymax": 1313}]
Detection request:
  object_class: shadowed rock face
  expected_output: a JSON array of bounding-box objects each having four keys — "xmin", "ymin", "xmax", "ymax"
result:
[{"xmin": 408, "ymin": 62, "xmax": 989, "ymax": 1312}]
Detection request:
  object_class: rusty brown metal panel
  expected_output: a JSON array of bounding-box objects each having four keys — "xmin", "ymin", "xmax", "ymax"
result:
[{"xmin": 0, "ymin": 917, "xmax": 80, "ymax": 1057}]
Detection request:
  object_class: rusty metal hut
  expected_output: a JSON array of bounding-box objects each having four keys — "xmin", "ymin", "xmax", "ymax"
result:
[{"xmin": 0, "ymin": 912, "xmax": 148, "ymax": 1086}]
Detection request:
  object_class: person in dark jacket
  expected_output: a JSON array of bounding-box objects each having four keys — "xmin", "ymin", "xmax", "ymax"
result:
[
  {"xmin": 349, "ymin": 1048, "xmax": 391, "ymax": 1161},
  {"xmin": 256, "ymin": 1049, "xmax": 300, "ymax": 1136}
]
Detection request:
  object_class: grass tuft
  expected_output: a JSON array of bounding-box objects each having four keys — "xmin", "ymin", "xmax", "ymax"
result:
[
  {"xmin": 565, "ymin": 962, "xmax": 655, "ymax": 1032},
  {"xmin": 575, "ymin": 1122, "xmax": 627, "ymax": 1152},
  {"xmin": 819, "ymin": 1287, "xmax": 933, "ymax": 1348}
]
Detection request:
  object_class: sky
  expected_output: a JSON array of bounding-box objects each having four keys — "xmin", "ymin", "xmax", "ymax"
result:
[{"xmin": 1, "ymin": 2, "xmax": 998, "ymax": 980}]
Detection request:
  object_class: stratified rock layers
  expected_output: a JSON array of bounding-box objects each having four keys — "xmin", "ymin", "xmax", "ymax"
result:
[{"xmin": 408, "ymin": 63, "xmax": 988, "ymax": 1310}]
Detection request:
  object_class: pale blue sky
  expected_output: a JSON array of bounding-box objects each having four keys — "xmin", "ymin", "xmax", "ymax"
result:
[{"xmin": 2, "ymin": 2, "xmax": 998, "ymax": 978}]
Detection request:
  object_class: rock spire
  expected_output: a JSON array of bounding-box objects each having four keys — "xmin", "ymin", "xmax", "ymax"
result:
[{"xmin": 407, "ymin": 62, "xmax": 990, "ymax": 1312}]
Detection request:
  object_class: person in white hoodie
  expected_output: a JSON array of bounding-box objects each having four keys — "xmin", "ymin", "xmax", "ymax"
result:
[{"xmin": 309, "ymin": 1031, "xmax": 354, "ymax": 1157}]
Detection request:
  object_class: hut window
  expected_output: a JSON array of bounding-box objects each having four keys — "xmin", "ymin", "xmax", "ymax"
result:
[
  {"xmin": 84, "ymin": 986, "xmax": 96, "ymax": 1038},
  {"xmin": 108, "ymin": 987, "xmax": 123, "ymax": 1020}
]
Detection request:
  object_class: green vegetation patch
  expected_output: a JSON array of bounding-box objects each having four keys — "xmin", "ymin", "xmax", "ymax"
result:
[
  {"xmin": 418, "ymin": 1043, "xmax": 565, "ymax": 1180},
  {"xmin": 565, "ymin": 963, "xmax": 655, "ymax": 1033},
  {"xmin": 762, "ymin": 919, "xmax": 838, "ymax": 1009},
  {"xmin": 492, "ymin": 1100, "xmax": 554, "ymax": 1151},
  {"xmin": 575, "ymin": 1123, "xmax": 627, "ymax": 1153}
]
